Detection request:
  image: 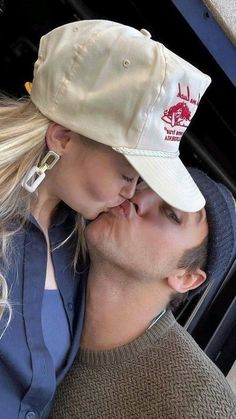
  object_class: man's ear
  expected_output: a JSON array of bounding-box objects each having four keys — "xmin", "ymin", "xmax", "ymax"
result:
[
  {"xmin": 167, "ymin": 268, "xmax": 207, "ymax": 293},
  {"xmin": 45, "ymin": 123, "xmax": 71, "ymax": 154}
]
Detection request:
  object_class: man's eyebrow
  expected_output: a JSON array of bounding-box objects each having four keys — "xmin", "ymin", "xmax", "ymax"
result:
[{"xmin": 195, "ymin": 208, "xmax": 207, "ymax": 224}]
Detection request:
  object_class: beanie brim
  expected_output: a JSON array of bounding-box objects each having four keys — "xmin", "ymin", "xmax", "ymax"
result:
[{"xmin": 188, "ymin": 167, "xmax": 236, "ymax": 297}]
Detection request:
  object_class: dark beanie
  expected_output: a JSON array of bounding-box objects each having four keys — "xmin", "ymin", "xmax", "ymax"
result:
[{"xmin": 188, "ymin": 167, "xmax": 236, "ymax": 297}]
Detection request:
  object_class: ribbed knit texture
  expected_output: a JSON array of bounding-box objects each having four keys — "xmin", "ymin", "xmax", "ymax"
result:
[
  {"xmin": 187, "ymin": 167, "xmax": 236, "ymax": 299},
  {"xmin": 51, "ymin": 311, "xmax": 236, "ymax": 418}
]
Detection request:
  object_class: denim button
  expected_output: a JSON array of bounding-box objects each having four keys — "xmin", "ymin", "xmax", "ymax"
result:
[
  {"xmin": 68, "ymin": 302, "xmax": 73, "ymax": 310},
  {"xmin": 25, "ymin": 411, "xmax": 36, "ymax": 419}
]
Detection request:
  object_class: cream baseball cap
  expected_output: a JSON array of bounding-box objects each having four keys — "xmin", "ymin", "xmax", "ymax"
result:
[{"xmin": 30, "ymin": 19, "xmax": 211, "ymax": 212}]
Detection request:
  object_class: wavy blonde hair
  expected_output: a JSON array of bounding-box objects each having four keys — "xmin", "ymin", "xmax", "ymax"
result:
[{"xmin": 0, "ymin": 95, "xmax": 86, "ymax": 337}]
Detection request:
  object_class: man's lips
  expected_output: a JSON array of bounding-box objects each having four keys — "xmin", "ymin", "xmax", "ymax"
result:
[
  {"xmin": 120, "ymin": 200, "xmax": 132, "ymax": 217},
  {"xmin": 108, "ymin": 200, "xmax": 133, "ymax": 218}
]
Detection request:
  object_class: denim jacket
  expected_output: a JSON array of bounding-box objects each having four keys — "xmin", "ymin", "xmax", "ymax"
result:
[{"xmin": 0, "ymin": 205, "xmax": 87, "ymax": 419}]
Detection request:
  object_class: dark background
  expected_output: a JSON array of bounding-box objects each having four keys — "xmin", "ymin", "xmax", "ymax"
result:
[{"xmin": 0, "ymin": 0, "xmax": 235, "ymax": 373}]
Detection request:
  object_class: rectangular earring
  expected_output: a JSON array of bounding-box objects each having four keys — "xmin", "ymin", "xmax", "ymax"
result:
[{"xmin": 21, "ymin": 150, "xmax": 60, "ymax": 193}]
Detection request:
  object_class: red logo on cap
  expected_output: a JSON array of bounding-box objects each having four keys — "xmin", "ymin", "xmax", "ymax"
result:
[
  {"xmin": 161, "ymin": 102, "xmax": 191, "ymax": 128},
  {"xmin": 161, "ymin": 84, "xmax": 201, "ymax": 141}
]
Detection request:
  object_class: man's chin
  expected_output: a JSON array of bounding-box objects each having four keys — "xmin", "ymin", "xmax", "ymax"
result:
[
  {"xmin": 85, "ymin": 211, "xmax": 112, "ymax": 236},
  {"xmin": 93, "ymin": 210, "xmax": 110, "ymax": 222},
  {"xmin": 85, "ymin": 209, "xmax": 108, "ymax": 221},
  {"xmin": 85, "ymin": 213, "xmax": 113, "ymax": 252}
]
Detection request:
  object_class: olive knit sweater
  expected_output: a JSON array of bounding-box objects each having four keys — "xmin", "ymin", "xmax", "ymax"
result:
[{"xmin": 51, "ymin": 311, "xmax": 236, "ymax": 418}]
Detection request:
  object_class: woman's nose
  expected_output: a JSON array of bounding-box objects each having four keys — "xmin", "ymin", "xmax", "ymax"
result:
[{"xmin": 120, "ymin": 181, "xmax": 137, "ymax": 200}]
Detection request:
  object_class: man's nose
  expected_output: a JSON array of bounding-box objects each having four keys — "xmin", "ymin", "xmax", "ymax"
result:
[{"xmin": 131, "ymin": 188, "xmax": 158, "ymax": 215}]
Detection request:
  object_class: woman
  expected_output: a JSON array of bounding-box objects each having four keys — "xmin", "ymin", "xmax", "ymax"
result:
[{"xmin": 0, "ymin": 19, "xmax": 211, "ymax": 418}]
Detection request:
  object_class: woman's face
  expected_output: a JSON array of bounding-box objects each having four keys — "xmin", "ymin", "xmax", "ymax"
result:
[{"xmin": 47, "ymin": 132, "xmax": 140, "ymax": 220}]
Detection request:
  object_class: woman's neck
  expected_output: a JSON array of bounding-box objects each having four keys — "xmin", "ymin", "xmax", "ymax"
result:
[{"xmin": 30, "ymin": 184, "xmax": 60, "ymax": 232}]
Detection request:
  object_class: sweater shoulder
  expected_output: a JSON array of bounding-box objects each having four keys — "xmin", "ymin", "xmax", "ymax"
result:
[{"xmin": 148, "ymin": 320, "xmax": 236, "ymax": 405}]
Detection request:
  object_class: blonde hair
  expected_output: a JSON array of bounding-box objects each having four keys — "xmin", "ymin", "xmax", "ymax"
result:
[{"xmin": 0, "ymin": 95, "xmax": 86, "ymax": 336}]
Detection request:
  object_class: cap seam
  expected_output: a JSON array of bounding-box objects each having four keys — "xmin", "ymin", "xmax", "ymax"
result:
[{"xmin": 53, "ymin": 24, "xmax": 111, "ymax": 108}]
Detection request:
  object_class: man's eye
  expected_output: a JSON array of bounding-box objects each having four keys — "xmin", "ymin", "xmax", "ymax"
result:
[
  {"xmin": 122, "ymin": 174, "xmax": 134, "ymax": 183},
  {"xmin": 165, "ymin": 208, "xmax": 181, "ymax": 224},
  {"xmin": 136, "ymin": 180, "xmax": 148, "ymax": 191}
]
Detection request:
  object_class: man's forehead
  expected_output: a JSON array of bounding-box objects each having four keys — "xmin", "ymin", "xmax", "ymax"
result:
[
  {"xmin": 137, "ymin": 181, "xmax": 206, "ymax": 216},
  {"xmin": 140, "ymin": 185, "xmax": 208, "ymax": 237}
]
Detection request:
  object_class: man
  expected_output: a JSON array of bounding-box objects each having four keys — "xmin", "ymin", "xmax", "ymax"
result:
[{"xmin": 51, "ymin": 168, "xmax": 236, "ymax": 418}]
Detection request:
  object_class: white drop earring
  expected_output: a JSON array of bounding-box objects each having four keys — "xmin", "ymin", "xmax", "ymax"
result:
[{"xmin": 21, "ymin": 150, "xmax": 60, "ymax": 193}]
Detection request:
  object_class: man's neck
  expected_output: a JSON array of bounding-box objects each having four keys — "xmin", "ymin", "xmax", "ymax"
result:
[{"xmin": 80, "ymin": 264, "xmax": 169, "ymax": 351}]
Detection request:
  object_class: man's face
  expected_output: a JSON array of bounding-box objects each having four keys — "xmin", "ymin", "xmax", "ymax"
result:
[{"xmin": 85, "ymin": 182, "xmax": 208, "ymax": 282}]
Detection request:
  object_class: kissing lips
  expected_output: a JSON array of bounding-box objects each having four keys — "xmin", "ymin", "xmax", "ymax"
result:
[
  {"xmin": 117, "ymin": 200, "xmax": 132, "ymax": 218},
  {"xmin": 108, "ymin": 200, "xmax": 134, "ymax": 218}
]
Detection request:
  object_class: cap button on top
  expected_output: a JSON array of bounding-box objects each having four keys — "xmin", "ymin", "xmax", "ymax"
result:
[{"xmin": 140, "ymin": 28, "xmax": 152, "ymax": 39}]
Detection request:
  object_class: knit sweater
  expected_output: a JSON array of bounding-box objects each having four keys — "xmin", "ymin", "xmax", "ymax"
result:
[{"xmin": 51, "ymin": 310, "xmax": 236, "ymax": 418}]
